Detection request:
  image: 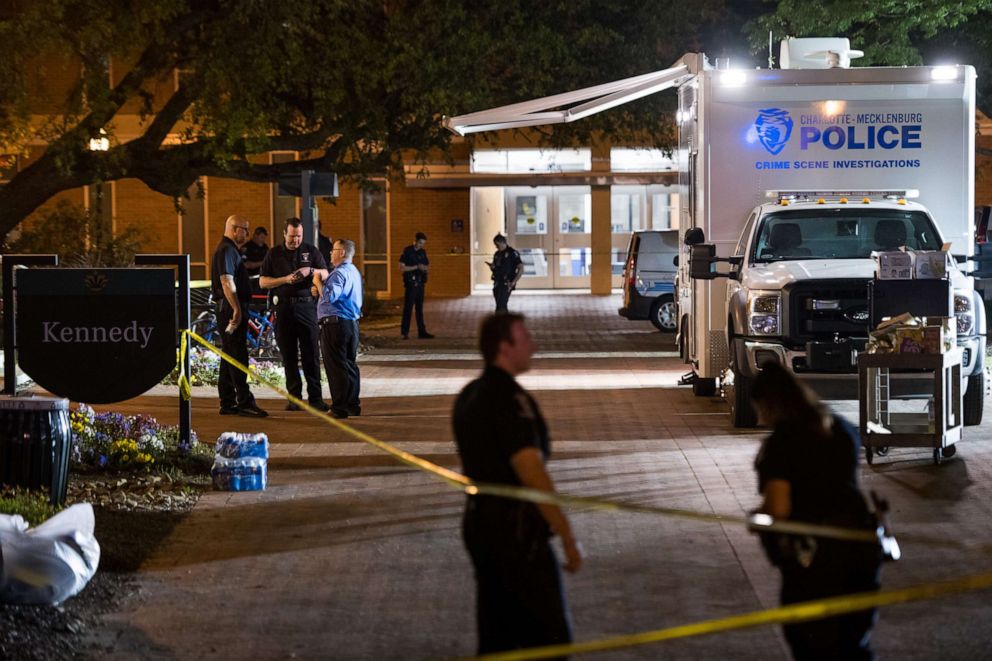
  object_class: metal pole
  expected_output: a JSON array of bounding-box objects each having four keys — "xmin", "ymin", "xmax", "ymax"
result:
[
  {"xmin": 300, "ymin": 170, "xmax": 317, "ymax": 246},
  {"xmin": 135, "ymin": 254, "xmax": 191, "ymax": 446},
  {"xmin": 3, "ymin": 254, "xmax": 58, "ymax": 396}
]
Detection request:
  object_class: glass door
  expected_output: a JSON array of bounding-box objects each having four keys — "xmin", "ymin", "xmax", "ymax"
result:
[
  {"xmin": 506, "ymin": 187, "xmax": 554, "ymax": 288},
  {"xmin": 553, "ymin": 188, "xmax": 591, "ymax": 288}
]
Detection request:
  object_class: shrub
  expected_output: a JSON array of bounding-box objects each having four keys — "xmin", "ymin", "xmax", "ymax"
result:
[
  {"xmin": 162, "ymin": 347, "xmax": 287, "ymax": 388},
  {"xmin": 0, "ymin": 488, "xmax": 60, "ymax": 526}
]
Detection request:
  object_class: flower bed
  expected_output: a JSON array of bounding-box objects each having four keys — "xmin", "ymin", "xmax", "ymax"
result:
[
  {"xmin": 70, "ymin": 404, "xmax": 211, "ymax": 471},
  {"xmin": 161, "ymin": 347, "xmax": 286, "ymax": 388}
]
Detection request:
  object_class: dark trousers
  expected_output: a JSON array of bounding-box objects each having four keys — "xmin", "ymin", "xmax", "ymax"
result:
[
  {"xmin": 779, "ymin": 541, "xmax": 881, "ymax": 661},
  {"xmin": 320, "ymin": 318, "xmax": 361, "ymax": 415},
  {"xmin": 494, "ymin": 284, "xmax": 512, "ymax": 312},
  {"xmin": 401, "ymin": 283, "xmax": 427, "ymax": 336},
  {"xmin": 463, "ymin": 501, "xmax": 572, "ymax": 657},
  {"xmin": 217, "ymin": 301, "xmax": 255, "ymax": 408},
  {"xmin": 275, "ymin": 300, "xmax": 323, "ymax": 403}
]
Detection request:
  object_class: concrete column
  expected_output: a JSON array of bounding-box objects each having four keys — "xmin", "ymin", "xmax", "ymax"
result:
[{"xmin": 590, "ymin": 142, "xmax": 612, "ymax": 295}]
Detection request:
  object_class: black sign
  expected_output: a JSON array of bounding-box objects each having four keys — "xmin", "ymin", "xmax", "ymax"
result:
[{"xmin": 16, "ymin": 269, "xmax": 177, "ymax": 403}]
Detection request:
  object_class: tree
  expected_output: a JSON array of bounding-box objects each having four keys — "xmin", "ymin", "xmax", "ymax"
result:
[
  {"xmin": 0, "ymin": 0, "xmax": 726, "ymax": 236},
  {"xmin": 747, "ymin": 1, "xmax": 992, "ymax": 109}
]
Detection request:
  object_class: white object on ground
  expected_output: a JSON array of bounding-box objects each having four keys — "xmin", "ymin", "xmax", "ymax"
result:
[{"xmin": 0, "ymin": 503, "xmax": 101, "ymax": 605}]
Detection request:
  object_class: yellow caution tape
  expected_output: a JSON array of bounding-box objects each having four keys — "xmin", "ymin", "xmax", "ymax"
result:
[
  {"xmin": 179, "ymin": 330, "xmax": 992, "ymax": 554},
  {"xmin": 177, "ymin": 332, "xmax": 192, "ymax": 402},
  {"xmin": 467, "ymin": 570, "xmax": 992, "ymax": 660}
]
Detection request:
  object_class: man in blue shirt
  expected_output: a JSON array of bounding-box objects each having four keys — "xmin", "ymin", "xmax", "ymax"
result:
[{"xmin": 314, "ymin": 239, "xmax": 364, "ymax": 419}]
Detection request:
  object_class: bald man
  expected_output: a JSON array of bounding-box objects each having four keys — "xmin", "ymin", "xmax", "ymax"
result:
[{"xmin": 210, "ymin": 215, "xmax": 268, "ymax": 417}]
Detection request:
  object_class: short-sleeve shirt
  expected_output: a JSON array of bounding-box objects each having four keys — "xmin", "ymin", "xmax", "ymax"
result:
[
  {"xmin": 243, "ymin": 241, "xmax": 268, "ymax": 276},
  {"xmin": 399, "ymin": 245, "xmax": 429, "ymax": 287},
  {"xmin": 755, "ymin": 415, "xmax": 868, "ymax": 525},
  {"xmin": 452, "ymin": 366, "xmax": 550, "ymax": 487},
  {"xmin": 260, "ymin": 242, "xmax": 327, "ymax": 302},
  {"xmin": 492, "ymin": 247, "xmax": 522, "ymax": 284},
  {"xmin": 211, "ymin": 237, "xmax": 252, "ymax": 305}
]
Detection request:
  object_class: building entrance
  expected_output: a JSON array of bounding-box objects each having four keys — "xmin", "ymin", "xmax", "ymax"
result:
[{"xmin": 505, "ymin": 186, "xmax": 591, "ymax": 289}]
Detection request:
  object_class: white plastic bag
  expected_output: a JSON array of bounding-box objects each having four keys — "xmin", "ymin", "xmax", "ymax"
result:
[{"xmin": 0, "ymin": 503, "xmax": 101, "ymax": 605}]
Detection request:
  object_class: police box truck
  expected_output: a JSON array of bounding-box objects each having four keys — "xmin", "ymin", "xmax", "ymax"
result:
[{"xmin": 444, "ymin": 37, "xmax": 985, "ymax": 428}]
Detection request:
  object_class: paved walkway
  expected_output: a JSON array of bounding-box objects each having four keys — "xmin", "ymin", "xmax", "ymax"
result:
[{"xmin": 88, "ymin": 294, "xmax": 992, "ymax": 660}]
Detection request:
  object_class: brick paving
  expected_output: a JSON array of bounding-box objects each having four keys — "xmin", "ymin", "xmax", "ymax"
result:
[{"xmin": 88, "ymin": 294, "xmax": 992, "ymax": 660}]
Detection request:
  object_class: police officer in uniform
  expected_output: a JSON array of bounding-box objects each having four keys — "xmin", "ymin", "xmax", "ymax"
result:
[
  {"xmin": 486, "ymin": 234, "xmax": 524, "ymax": 313},
  {"xmin": 314, "ymin": 239, "xmax": 364, "ymax": 419},
  {"xmin": 398, "ymin": 231, "xmax": 434, "ymax": 339},
  {"xmin": 453, "ymin": 313, "xmax": 582, "ymax": 655},
  {"xmin": 211, "ymin": 215, "xmax": 268, "ymax": 417},
  {"xmin": 259, "ymin": 217, "xmax": 329, "ymax": 412}
]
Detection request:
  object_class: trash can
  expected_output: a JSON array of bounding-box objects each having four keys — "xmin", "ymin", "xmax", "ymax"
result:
[{"xmin": 0, "ymin": 396, "xmax": 71, "ymax": 504}]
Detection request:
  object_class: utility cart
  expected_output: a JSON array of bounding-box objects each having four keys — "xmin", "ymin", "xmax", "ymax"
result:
[{"xmin": 858, "ymin": 350, "xmax": 963, "ymax": 465}]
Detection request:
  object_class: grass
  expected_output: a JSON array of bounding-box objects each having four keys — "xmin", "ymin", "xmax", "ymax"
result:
[{"xmin": 0, "ymin": 488, "xmax": 61, "ymax": 527}]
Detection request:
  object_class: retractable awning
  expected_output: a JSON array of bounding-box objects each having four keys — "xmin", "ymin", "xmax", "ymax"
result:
[{"xmin": 443, "ymin": 55, "xmax": 699, "ymax": 136}]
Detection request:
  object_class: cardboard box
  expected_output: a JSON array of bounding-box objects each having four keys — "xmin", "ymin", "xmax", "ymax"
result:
[
  {"xmin": 876, "ymin": 251, "xmax": 914, "ymax": 280},
  {"xmin": 915, "ymin": 250, "xmax": 953, "ymax": 279}
]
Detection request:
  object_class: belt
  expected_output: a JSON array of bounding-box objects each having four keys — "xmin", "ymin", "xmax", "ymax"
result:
[
  {"xmin": 287, "ymin": 296, "xmax": 314, "ymax": 302},
  {"xmin": 319, "ymin": 316, "xmax": 340, "ymax": 326}
]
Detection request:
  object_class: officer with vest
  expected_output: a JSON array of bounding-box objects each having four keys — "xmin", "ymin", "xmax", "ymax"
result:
[{"xmin": 259, "ymin": 217, "xmax": 329, "ymax": 412}]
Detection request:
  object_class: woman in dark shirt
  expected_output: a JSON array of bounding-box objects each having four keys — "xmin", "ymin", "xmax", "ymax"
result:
[{"xmin": 751, "ymin": 363, "xmax": 881, "ymax": 660}]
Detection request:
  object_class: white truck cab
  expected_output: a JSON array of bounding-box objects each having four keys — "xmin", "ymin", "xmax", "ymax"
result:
[{"xmin": 704, "ymin": 193, "xmax": 986, "ymax": 426}]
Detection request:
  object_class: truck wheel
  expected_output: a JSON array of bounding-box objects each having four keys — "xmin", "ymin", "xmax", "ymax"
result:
[
  {"xmin": 964, "ymin": 371, "xmax": 985, "ymax": 426},
  {"xmin": 729, "ymin": 370, "xmax": 758, "ymax": 428},
  {"xmin": 678, "ymin": 317, "xmax": 688, "ymax": 362},
  {"xmin": 649, "ymin": 295, "xmax": 677, "ymax": 333},
  {"xmin": 692, "ymin": 377, "xmax": 716, "ymax": 397}
]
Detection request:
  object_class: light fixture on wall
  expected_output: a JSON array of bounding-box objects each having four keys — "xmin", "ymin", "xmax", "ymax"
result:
[{"xmin": 88, "ymin": 129, "xmax": 109, "ymax": 152}]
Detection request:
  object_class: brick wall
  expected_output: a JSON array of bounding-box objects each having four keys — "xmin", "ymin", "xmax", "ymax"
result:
[
  {"xmin": 388, "ymin": 179, "xmax": 470, "ymax": 298},
  {"xmin": 977, "ymin": 135, "xmax": 992, "ymax": 206}
]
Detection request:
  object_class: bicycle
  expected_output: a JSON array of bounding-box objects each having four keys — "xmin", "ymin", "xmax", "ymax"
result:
[{"xmin": 189, "ymin": 291, "xmax": 280, "ymax": 360}]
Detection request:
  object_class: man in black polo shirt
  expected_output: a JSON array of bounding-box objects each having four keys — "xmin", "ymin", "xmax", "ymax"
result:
[
  {"xmin": 211, "ymin": 215, "xmax": 268, "ymax": 417},
  {"xmin": 398, "ymin": 231, "xmax": 434, "ymax": 339},
  {"xmin": 453, "ymin": 313, "xmax": 582, "ymax": 654},
  {"xmin": 243, "ymin": 227, "xmax": 269, "ymax": 278},
  {"xmin": 260, "ymin": 217, "xmax": 329, "ymax": 412}
]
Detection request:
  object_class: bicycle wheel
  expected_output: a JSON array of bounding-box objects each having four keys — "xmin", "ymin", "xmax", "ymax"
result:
[{"xmin": 190, "ymin": 311, "xmax": 221, "ymax": 348}]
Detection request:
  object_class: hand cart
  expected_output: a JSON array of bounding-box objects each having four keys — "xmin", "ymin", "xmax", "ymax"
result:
[{"xmin": 857, "ymin": 350, "xmax": 963, "ymax": 466}]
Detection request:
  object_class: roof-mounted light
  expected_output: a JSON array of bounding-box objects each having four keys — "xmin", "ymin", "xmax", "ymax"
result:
[
  {"xmin": 719, "ymin": 70, "xmax": 746, "ymax": 87},
  {"xmin": 931, "ymin": 66, "xmax": 959, "ymax": 82}
]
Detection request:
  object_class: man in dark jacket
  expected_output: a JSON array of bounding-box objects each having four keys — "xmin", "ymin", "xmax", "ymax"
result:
[{"xmin": 399, "ymin": 231, "xmax": 434, "ymax": 339}]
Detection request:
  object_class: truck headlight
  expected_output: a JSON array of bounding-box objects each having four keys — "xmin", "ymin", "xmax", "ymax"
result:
[
  {"xmin": 954, "ymin": 293, "xmax": 974, "ymax": 335},
  {"xmin": 748, "ymin": 293, "xmax": 781, "ymax": 336}
]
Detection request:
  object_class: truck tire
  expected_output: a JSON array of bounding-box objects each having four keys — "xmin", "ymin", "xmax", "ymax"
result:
[
  {"xmin": 964, "ymin": 371, "xmax": 985, "ymax": 426},
  {"xmin": 649, "ymin": 295, "xmax": 677, "ymax": 333},
  {"xmin": 692, "ymin": 377, "xmax": 716, "ymax": 397},
  {"xmin": 729, "ymin": 369, "xmax": 758, "ymax": 427}
]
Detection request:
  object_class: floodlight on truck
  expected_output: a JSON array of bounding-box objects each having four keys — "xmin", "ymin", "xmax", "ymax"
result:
[
  {"xmin": 931, "ymin": 66, "xmax": 960, "ymax": 82},
  {"xmin": 719, "ymin": 70, "xmax": 746, "ymax": 86}
]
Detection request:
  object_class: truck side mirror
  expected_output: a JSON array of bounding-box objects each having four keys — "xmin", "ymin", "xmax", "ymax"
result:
[
  {"xmin": 673, "ymin": 255, "xmax": 679, "ymax": 267},
  {"xmin": 689, "ymin": 244, "xmax": 718, "ymax": 280},
  {"xmin": 684, "ymin": 228, "xmax": 706, "ymax": 246}
]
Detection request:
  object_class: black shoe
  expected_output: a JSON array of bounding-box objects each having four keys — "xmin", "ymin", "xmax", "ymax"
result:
[
  {"xmin": 285, "ymin": 403, "xmax": 301, "ymax": 411},
  {"xmin": 401, "ymin": 334, "xmax": 409, "ymax": 340},
  {"xmin": 418, "ymin": 332, "xmax": 435, "ymax": 339},
  {"xmin": 219, "ymin": 405, "xmax": 240, "ymax": 416},
  {"xmin": 346, "ymin": 408, "xmax": 361, "ymax": 417},
  {"xmin": 238, "ymin": 404, "xmax": 269, "ymax": 418},
  {"xmin": 330, "ymin": 410, "xmax": 349, "ymax": 419},
  {"xmin": 309, "ymin": 401, "xmax": 331, "ymax": 412}
]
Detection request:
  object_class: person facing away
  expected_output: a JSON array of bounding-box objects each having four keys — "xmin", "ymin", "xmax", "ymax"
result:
[
  {"xmin": 259, "ymin": 217, "xmax": 329, "ymax": 412},
  {"xmin": 487, "ymin": 233, "xmax": 523, "ymax": 313},
  {"xmin": 210, "ymin": 214, "xmax": 268, "ymax": 417},
  {"xmin": 751, "ymin": 362, "xmax": 881, "ymax": 661},
  {"xmin": 399, "ymin": 231, "xmax": 434, "ymax": 339},
  {"xmin": 452, "ymin": 313, "xmax": 582, "ymax": 656},
  {"xmin": 313, "ymin": 239, "xmax": 363, "ymax": 420}
]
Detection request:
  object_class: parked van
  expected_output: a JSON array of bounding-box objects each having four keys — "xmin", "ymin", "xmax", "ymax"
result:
[{"xmin": 619, "ymin": 229, "xmax": 678, "ymax": 331}]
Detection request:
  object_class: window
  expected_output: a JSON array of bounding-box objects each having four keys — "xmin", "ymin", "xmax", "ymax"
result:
[
  {"xmin": 361, "ymin": 182, "xmax": 389, "ymax": 295},
  {"xmin": 180, "ymin": 180, "xmax": 207, "ymax": 280},
  {"xmin": 611, "ymin": 148, "xmax": 676, "ymax": 172},
  {"xmin": 472, "ymin": 149, "xmax": 591, "ymax": 173},
  {"xmin": 271, "ymin": 152, "xmax": 297, "ymax": 229}
]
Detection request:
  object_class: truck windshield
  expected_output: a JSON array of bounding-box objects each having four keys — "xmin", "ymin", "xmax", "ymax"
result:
[{"xmin": 751, "ymin": 208, "xmax": 943, "ymax": 262}]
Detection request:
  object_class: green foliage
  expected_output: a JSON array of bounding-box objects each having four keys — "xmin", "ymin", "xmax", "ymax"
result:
[
  {"xmin": 747, "ymin": 1, "xmax": 992, "ymax": 107},
  {"xmin": 0, "ymin": 487, "xmax": 61, "ymax": 527},
  {"xmin": 6, "ymin": 200, "xmax": 144, "ymax": 266}
]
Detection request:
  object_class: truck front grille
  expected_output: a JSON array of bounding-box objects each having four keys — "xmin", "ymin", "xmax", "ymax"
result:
[{"xmin": 787, "ymin": 279, "xmax": 872, "ymax": 343}]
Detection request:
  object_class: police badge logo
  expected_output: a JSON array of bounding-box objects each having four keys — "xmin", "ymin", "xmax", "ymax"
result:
[{"xmin": 754, "ymin": 108, "xmax": 793, "ymax": 155}]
